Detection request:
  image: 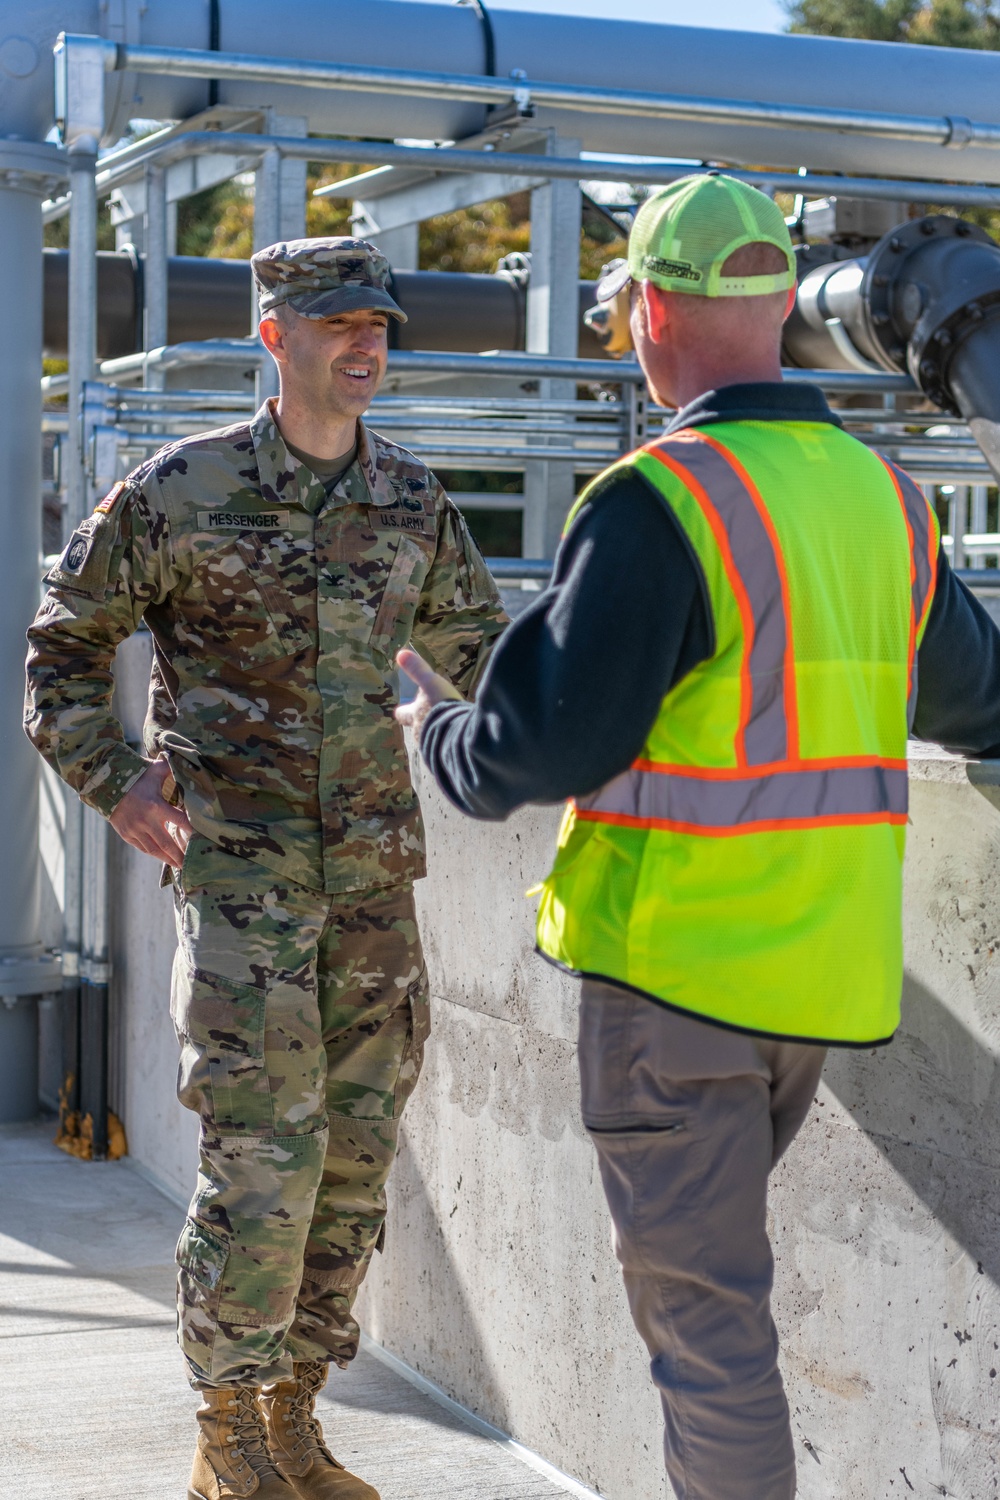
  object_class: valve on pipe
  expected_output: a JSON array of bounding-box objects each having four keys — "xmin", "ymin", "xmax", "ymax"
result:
[
  {"xmin": 783, "ymin": 213, "xmax": 1000, "ymax": 482},
  {"xmin": 585, "ymin": 217, "xmax": 1000, "ymax": 485}
]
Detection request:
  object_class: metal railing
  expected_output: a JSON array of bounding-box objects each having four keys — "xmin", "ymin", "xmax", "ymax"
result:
[
  {"xmin": 40, "ymin": 358, "xmax": 1000, "ymax": 584},
  {"xmin": 41, "ymin": 131, "xmax": 1000, "ymax": 228}
]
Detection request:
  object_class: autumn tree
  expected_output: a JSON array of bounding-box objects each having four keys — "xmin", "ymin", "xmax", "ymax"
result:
[{"xmin": 785, "ymin": 0, "xmax": 1000, "ymax": 48}]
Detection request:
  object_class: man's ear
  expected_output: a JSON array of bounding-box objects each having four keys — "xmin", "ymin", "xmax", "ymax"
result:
[
  {"xmin": 783, "ymin": 282, "xmax": 797, "ymax": 323},
  {"xmin": 259, "ymin": 314, "xmax": 285, "ymax": 359},
  {"xmin": 640, "ymin": 282, "xmax": 671, "ymax": 343}
]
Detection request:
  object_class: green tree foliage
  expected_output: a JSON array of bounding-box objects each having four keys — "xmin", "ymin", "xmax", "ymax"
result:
[
  {"xmin": 44, "ymin": 206, "xmax": 116, "ymax": 251},
  {"xmin": 785, "ymin": 0, "xmax": 1000, "ymax": 48},
  {"xmin": 786, "ymin": 0, "xmax": 1000, "ymax": 235}
]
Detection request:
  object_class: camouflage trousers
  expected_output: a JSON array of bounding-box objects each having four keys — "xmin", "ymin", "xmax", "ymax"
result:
[{"xmin": 169, "ymin": 837, "xmax": 428, "ymax": 1390}]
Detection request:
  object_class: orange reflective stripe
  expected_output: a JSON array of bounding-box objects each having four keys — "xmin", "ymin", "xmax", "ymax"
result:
[
  {"xmin": 644, "ymin": 431, "xmax": 794, "ymax": 767},
  {"xmin": 575, "ymin": 759, "xmax": 908, "ymax": 836}
]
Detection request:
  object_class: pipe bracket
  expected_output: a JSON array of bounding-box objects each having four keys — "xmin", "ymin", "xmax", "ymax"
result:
[
  {"xmin": 945, "ymin": 116, "xmax": 975, "ymax": 149},
  {"xmin": 0, "ymin": 952, "xmax": 64, "ymax": 997}
]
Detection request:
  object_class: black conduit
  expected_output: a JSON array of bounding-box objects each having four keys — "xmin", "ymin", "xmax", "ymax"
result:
[{"xmin": 208, "ymin": 0, "xmax": 221, "ymax": 109}]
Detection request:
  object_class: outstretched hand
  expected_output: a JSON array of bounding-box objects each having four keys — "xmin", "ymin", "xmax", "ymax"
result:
[
  {"xmin": 108, "ymin": 758, "xmax": 193, "ymax": 868},
  {"xmin": 395, "ymin": 648, "xmax": 462, "ymax": 745}
]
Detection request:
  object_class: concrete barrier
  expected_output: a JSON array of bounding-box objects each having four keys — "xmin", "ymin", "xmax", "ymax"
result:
[{"xmin": 90, "ymin": 635, "xmax": 1000, "ymax": 1497}]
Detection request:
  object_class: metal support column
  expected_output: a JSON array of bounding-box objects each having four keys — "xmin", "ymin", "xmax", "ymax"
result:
[
  {"xmin": 523, "ymin": 135, "xmax": 582, "ymax": 560},
  {"xmin": 253, "ymin": 117, "xmax": 309, "ymax": 406},
  {"xmin": 67, "ymin": 148, "xmax": 98, "ymax": 535},
  {"xmin": 144, "ymin": 163, "xmax": 169, "ymax": 389},
  {"xmin": 62, "ymin": 142, "xmax": 102, "ymax": 1139},
  {"xmin": 61, "ymin": 33, "xmax": 114, "ymax": 1154},
  {"xmin": 970, "ymin": 483, "xmax": 990, "ymax": 568},
  {"xmin": 0, "ymin": 140, "xmax": 64, "ymax": 1122},
  {"xmin": 270, "ymin": 114, "xmax": 308, "ymax": 242},
  {"xmin": 951, "ymin": 486, "xmax": 969, "ymax": 571},
  {"xmin": 375, "ymin": 224, "xmax": 420, "ymax": 271},
  {"xmin": 254, "ymin": 146, "xmax": 283, "ymax": 405}
]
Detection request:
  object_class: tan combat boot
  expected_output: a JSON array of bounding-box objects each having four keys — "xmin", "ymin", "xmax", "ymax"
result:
[
  {"xmin": 189, "ymin": 1386, "xmax": 298, "ymax": 1500},
  {"xmin": 258, "ymin": 1361, "xmax": 380, "ymax": 1499}
]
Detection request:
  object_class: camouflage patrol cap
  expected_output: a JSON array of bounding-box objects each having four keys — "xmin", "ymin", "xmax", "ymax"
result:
[{"xmin": 251, "ymin": 236, "xmax": 408, "ymax": 322}]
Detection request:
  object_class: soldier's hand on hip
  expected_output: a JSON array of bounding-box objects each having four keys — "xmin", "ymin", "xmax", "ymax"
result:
[
  {"xmin": 395, "ymin": 648, "xmax": 462, "ymax": 745},
  {"xmin": 108, "ymin": 758, "xmax": 194, "ymax": 869}
]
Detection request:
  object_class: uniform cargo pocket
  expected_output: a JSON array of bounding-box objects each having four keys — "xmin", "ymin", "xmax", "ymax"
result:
[
  {"xmin": 370, "ymin": 536, "xmax": 428, "ymax": 657},
  {"xmin": 176, "ymin": 1217, "xmax": 229, "ymax": 1379},
  {"xmin": 193, "ymin": 531, "xmax": 307, "ymax": 666},
  {"xmin": 393, "ymin": 969, "xmax": 431, "ymax": 1116},
  {"xmin": 236, "ymin": 535, "xmax": 309, "ymax": 646},
  {"xmin": 170, "ymin": 965, "xmax": 273, "ymax": 1135},
  {"xmin": 177, "ymin": 1216, "xmax": 230, "ymax": 1290},
  {"xmin": 584, "ymin": 1117, "xmax": 688, "ymax": 1136}
]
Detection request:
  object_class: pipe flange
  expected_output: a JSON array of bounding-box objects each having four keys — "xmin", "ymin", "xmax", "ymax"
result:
[
  {"xmin": 860, "ymin": 214, "xmax": 995, "ymax": 377},
  {"xmin": 909, "ymin": 286, "xmax": 1000, "ymax": 416}
]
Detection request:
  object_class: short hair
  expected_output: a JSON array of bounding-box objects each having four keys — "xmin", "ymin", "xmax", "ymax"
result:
[
  {"xmin": 719, "ymin": 241, "xmax": 791, "ymax": 279},
  {"xmin": 260, "ymin": 301, "xmax": 295, "ymax": 329}
]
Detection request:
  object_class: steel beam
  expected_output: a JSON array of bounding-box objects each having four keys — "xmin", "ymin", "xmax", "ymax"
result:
[{"xmin": 523, "ymin": 135, "xmax": 581, "ymax": 561}]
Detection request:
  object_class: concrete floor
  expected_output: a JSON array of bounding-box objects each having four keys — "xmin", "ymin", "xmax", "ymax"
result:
[{"xmin": 0, "ymin": 1120, "xmax": 586, "ymax": 1500}]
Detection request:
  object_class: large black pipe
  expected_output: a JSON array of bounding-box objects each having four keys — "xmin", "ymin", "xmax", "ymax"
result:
[
  {"xmin": 783, "ymin": 215, "xmax": 1000, "ymax": 483},
  {"xmin": 42, "ymin": 249, "xmax": 609, "ymax": 361}
]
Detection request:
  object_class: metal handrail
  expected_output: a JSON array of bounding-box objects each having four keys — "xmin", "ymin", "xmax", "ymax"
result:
[
  {"xmin": 484, "ymin": 558, "xmax": 553, "ymax": 580},
  {"xmin": 40, "ymin": 130, "xmax": 1000, "ymax": 220}
]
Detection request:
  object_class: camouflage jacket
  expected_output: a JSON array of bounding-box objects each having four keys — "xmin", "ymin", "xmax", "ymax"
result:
[{"xmin": 25, "ymin": 403, "xmax": 508, "ymax": 895}]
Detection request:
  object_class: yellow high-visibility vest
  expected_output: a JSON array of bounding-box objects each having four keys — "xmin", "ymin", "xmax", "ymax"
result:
[{"xmin": 535, "ymin": 419, "xmax": 938, "ymax": 1045}]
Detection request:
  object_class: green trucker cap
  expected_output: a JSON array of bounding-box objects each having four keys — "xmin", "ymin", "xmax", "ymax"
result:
[{"xmin": 597, "ymin": 173, "xmax": 796, "ymax": 303}]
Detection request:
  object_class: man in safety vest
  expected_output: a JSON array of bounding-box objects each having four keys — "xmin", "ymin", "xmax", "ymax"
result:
[{"xmin": 394, "ymin": 175, "xmax": 1000, "ymax": 1498}]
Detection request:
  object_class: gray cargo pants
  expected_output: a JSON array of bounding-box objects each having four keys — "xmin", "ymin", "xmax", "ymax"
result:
[{"xmin": 579, "ymin": 979, "xmax": 826, "ymax": 1500}]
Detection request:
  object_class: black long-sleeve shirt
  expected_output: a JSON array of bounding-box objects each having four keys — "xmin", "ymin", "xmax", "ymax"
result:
[{"xmin": 422, "ymin": 383, "xmax": 1000, "ymax": 819}]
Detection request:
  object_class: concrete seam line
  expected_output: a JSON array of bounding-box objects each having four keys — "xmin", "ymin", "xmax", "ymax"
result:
[
  {"xmin": 123, "ymin": 1155, "xmax": 190, "ymax": 1210},
  {"xmin": 359, "ymin": 1332, "xmax": 605, "ymax": 1499}
]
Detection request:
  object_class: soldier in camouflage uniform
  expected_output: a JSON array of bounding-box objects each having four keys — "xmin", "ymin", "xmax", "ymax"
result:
[{"xmin": 24, "ymin": 238, "xmax": 508, "ymax": 1500}]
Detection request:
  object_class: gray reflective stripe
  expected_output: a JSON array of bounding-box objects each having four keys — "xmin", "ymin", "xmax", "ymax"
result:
[
  {"xmin": 649, "ymin": 436, "xmax": 789, "ymax": 765},
  {"xmin": 878, "ymin": 457, "xmax": 937, "ymax": 726},
  {"xmin": 577, "ymin": 762, "xmax": 908, "ymax": 829},
  {"xmin": 889, "ymin": 462, "xmax": 936, "ymax": 628}
]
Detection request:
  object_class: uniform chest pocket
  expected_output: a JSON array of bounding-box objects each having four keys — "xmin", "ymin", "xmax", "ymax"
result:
[
  {"xmin": 369, "ymin": 536, "xmax": 429, "ymax": 658},
  {"xmin": 231, "ymin": 534, "xmax": 312, "ymax": 664}
]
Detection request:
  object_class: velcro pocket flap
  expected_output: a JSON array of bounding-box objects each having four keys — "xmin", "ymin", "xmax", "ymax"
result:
[
  {"xmin": 370, "ymin": 536, "xmax": 427, "ymax": 655},
  {"xmin": 170, "ymin": 966, "xmax": 266, "ymax": 1059}
]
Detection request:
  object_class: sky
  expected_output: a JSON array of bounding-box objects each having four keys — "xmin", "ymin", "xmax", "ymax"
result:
[{"xmin": 414, "ymin": 0, "xmax": 787, "ymax": 35}]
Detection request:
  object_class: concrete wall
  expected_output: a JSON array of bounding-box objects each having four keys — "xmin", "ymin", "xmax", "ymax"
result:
[{"xmin": 99, "ymin": 699, "xmax": 1000, "ymax": 1496}]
